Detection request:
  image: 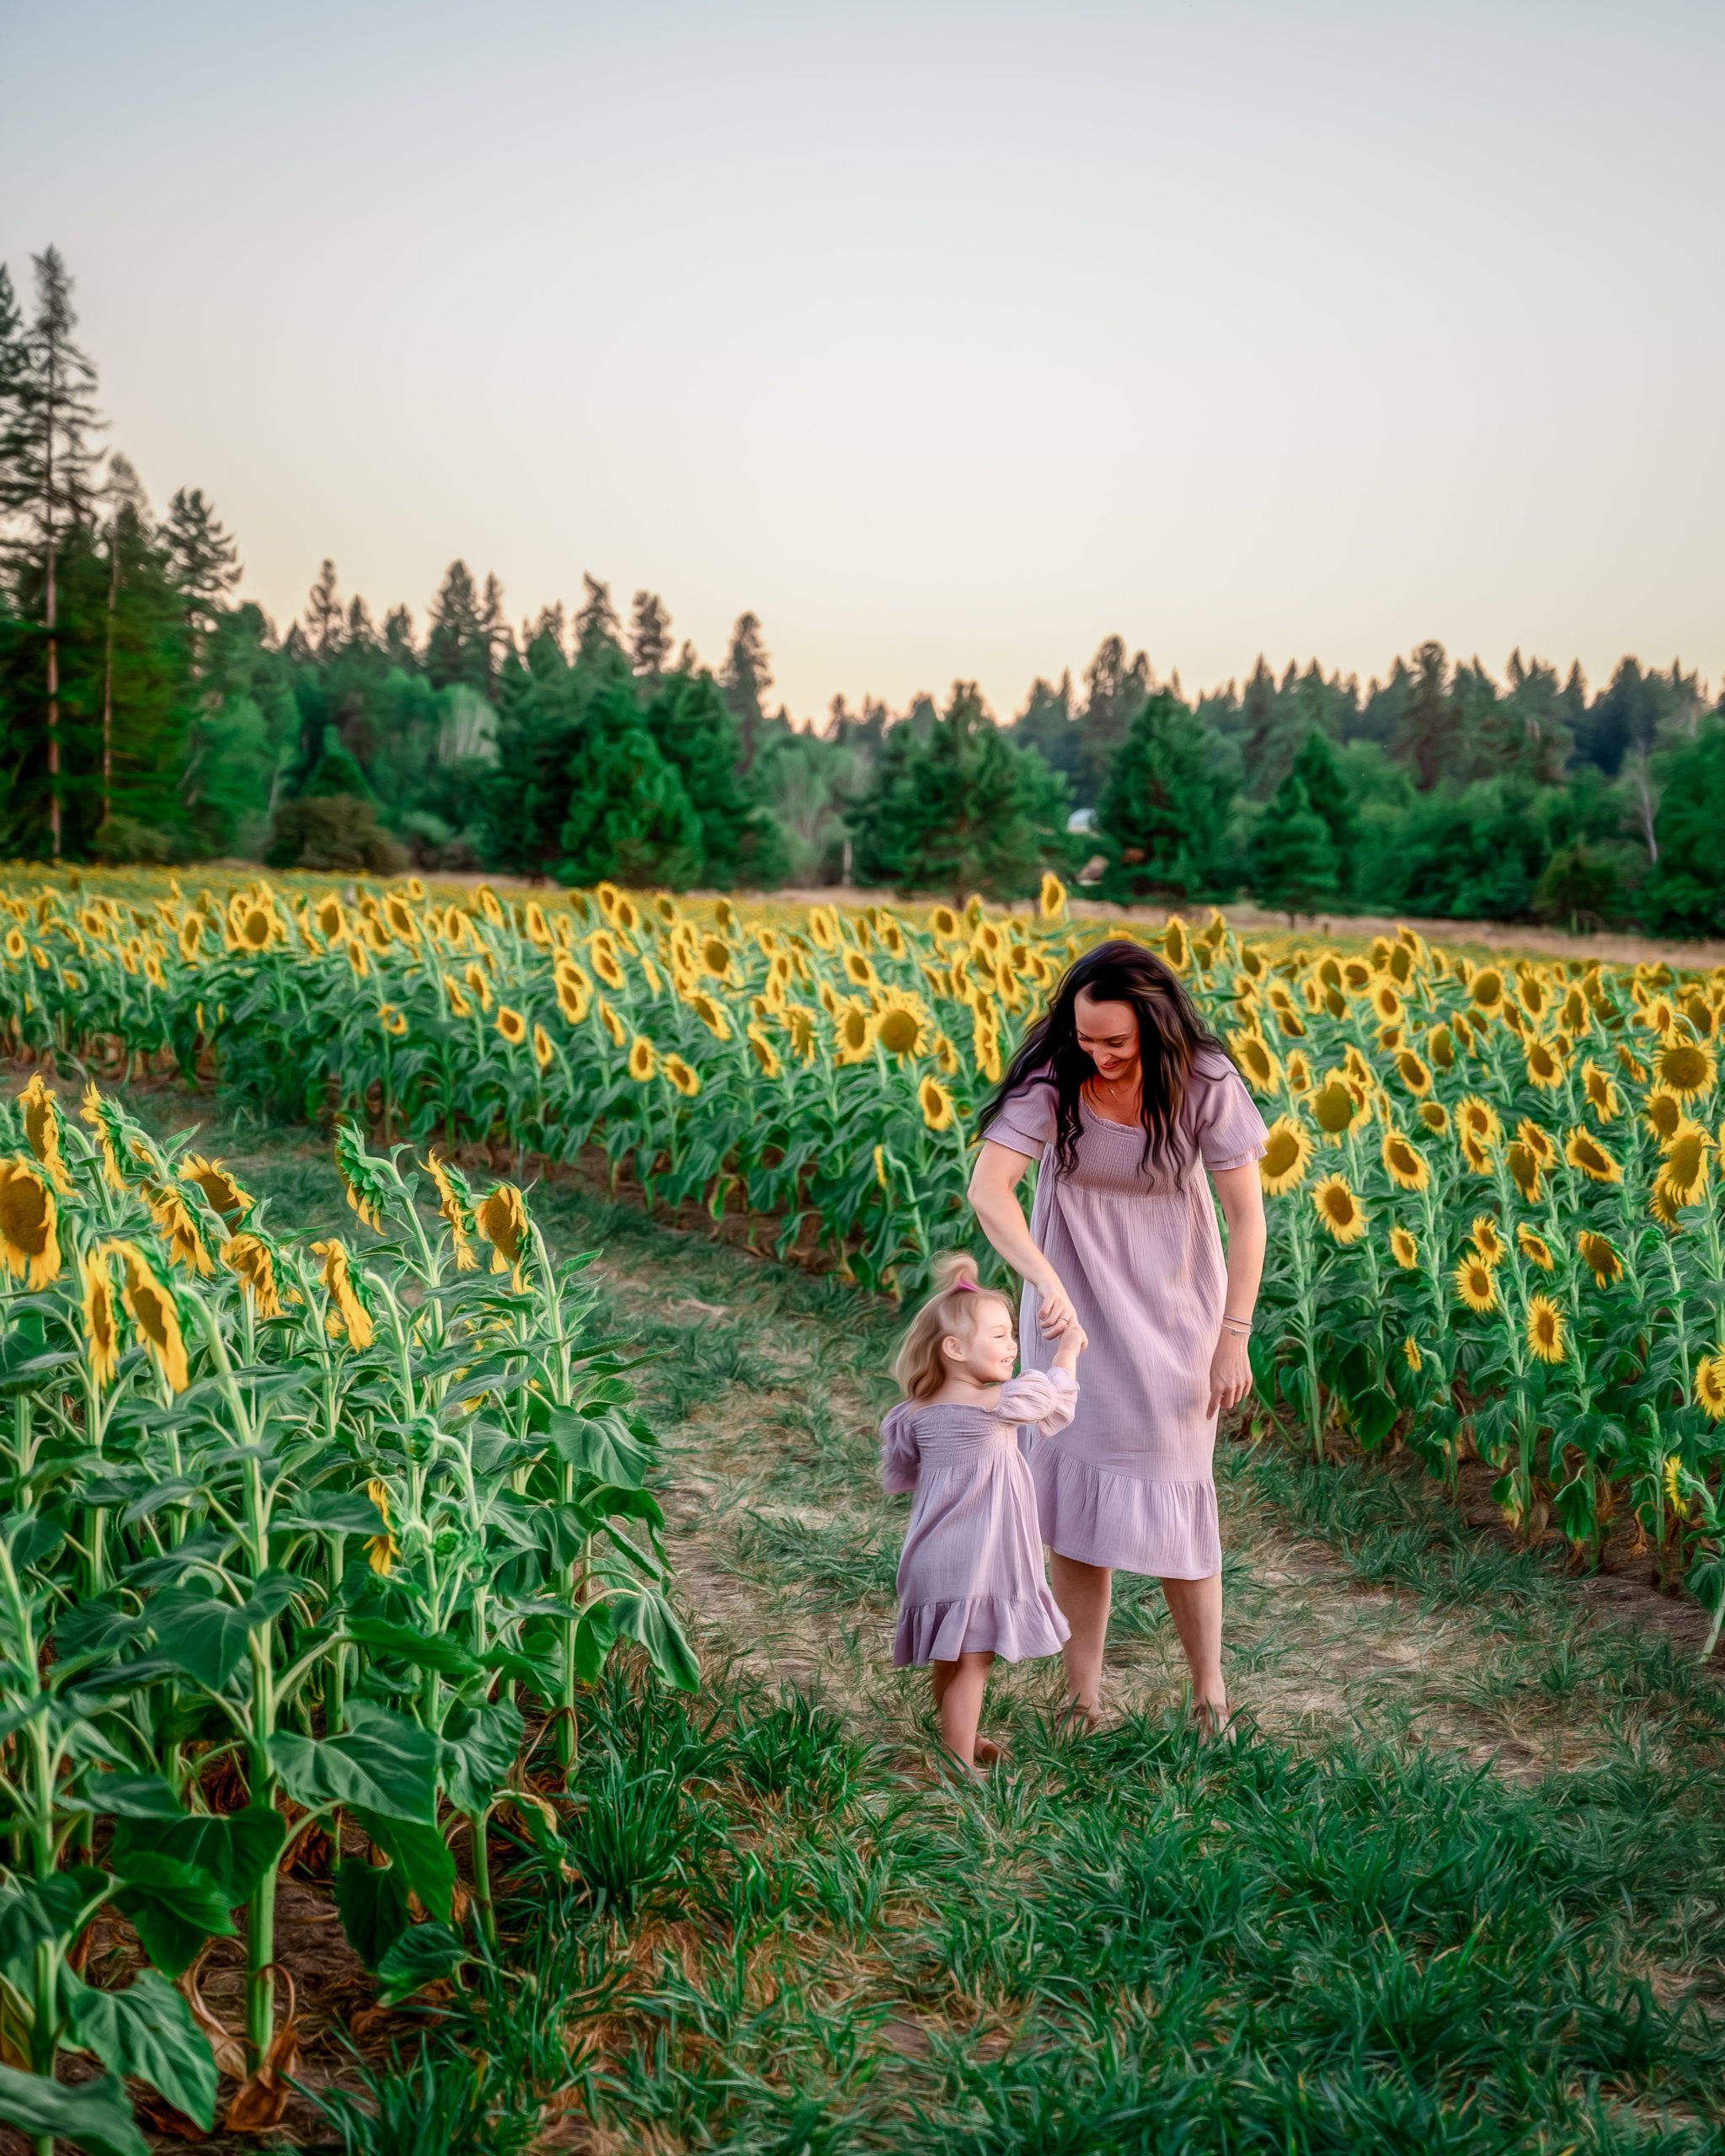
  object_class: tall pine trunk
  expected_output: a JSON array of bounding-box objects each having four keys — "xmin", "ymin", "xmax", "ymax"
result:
[
  {"xmin": 102, "ymin": 534, "xmax": 119, "ymax": 825},
  {"xmin": 45, "ymin": 539, "xmax": 59, "ymax": 860}
]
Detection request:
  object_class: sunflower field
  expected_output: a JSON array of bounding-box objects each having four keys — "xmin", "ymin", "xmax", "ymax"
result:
[
  {"xmin": 2, "ymin": 867, "xmax": 1724, "ymax": 1641},
  {"xmin": 0, "ymin": 1074, "xmax": 692, "ymax": 2151}
]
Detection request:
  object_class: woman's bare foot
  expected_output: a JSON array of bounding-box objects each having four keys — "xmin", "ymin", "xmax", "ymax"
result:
[{"xmin": 1192, "ymin": 1694, "xmax": 1235, "ymax": 1742}]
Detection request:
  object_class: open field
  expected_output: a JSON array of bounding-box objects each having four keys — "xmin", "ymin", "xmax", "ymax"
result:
[{"xmin": 6, "ymin": 1087, "xmax": 1724, "ymax": 2153}]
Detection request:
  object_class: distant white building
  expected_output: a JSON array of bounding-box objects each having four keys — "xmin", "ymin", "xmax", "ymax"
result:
[{"xmin": 1067, "ymin": 807, "xmax": 1097, "ymax": 834}]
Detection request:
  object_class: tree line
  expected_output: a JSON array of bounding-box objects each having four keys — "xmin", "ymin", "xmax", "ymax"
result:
[{"xmin": 2, "ymin": 246, "xmax": 1721, "ymax": 935}]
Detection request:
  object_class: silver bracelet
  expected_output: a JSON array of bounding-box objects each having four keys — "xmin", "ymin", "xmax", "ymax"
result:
[{"xmin": 1220, "ymin": 1317, "xmax": 1252, "ymax": 1336}]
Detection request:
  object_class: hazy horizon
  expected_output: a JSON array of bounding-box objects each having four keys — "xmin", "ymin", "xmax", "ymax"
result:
[{"xmin": 5, "ymin": 0, "xmax": 1721, "ymax": 723}]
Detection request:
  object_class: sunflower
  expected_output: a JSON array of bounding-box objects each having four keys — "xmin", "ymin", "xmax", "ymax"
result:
[
  {"xmin": 1390, "ymin": 1225, "xmax": 1419, "ymax": 1269},
  {"xmin": 873, "ymin": 1143, "xmax": 890, "ymax": 1192},
  {"xmin": 1259, "ymin": 1116, "xmax": 1315, "ymax": 1196},
  {"xmin": 683, "ymin": 990, "xmax": 732, "ymax": 1041},
  {"xmin": 1284, "ymin": 1050, "xmax": 1314, "ymax": 1096},
  {"xmin": 1695, "ymin": 1357, "xmax": 1725, "ymax": 1422},
  {"xmin": 1576, "ymin": 1230, "xmax": 1622, "ymax": 1288},
  {"xmin": 528, "ymin": 1022, "xmax": 553, "ymax": 1074},
  {"xmin": 628, "ymin": 1035, "xmax": 658, "ymax": 1082},
  {"xmin": 1395, "ymin": 1049, "xmax": 1433, "ymax": 1097},
  {"xmin": 80, "ymin": 1249, "xmax": 121, "ymax": 1386},
  {"xmin": 1163, "ymin": 917, "xmax": 1189, "ymax": 971},
  {"xmin": 444, "ymin": 976, "xmax": 474, "ymax": 1019},
  {"xmin": 312, "ymin": 1238, "xmax": 375, "ymax": 1350},
  {"xmin": 1273, "ymin": 1002, "xmax": 1308, "ymax": 1039},
  {"xmin": 178, "ymin": 915, "xmax": 205, "ymax": 963},
  {"xmin": 1526, "ymin": 1294, "xmax": 1566, "ymax": 1364},
  {"xmin": 361, "ymin": 1477, "xmax": 399, "ymax": 1577},
  {"xmin": 1370, "ymin": 980, "xmax": 1402, "ymax": 1025},
  {"xmin": 1657, "ymin": 1122, "xmax": 1711, "ymax": 1208},
  {"xmin": 1565, "ymin": 1127, "xmax": 1622, "ymax": 1185},
  {"xmin": 1312, "ymin": 1173, "xmax": 1367, "ymax": 1244},
  {"xmin": 1524, "ymin": 1037, "xmax": 1565, "ymax": 1089},
  {"xmin": 493, "ymin": 1005, "xmax": 526, "ymax": 1049},
  {"xmin": 1457, "ymin": 1097, "xmax": 1502, "ymax": 1149},
  {"xmin": 1470, "ymin": 967, "xmax": 1505, "ymax": 1015},
  {"xmin": 784, "ymin": 1004, "xmax": 820, "ymax": 1062},
  {"xmin": 871, "ymin": 1002, "xmax": 925, "ymax": 1061},
  {"xmin": 1582, "ymin": 1060, "xmax": 1620, "ymax": 1121},
  {"xmin": 1459, "ymin": 1132, "xmax": 1493, "ymax": 1177},
  {"xmin": 747, "ymin": 1024, "xmax": 783, "ymax": 1079},
  {"xmin": 461, "ymin": 961, "xmax": 493, "ymax": 1012},
  {"xmin": 598, "ymin": 1001, "xmax": 628, "ymax": 1049},
  {"xmin": 1224, "ymin": 1031, "xmax": 1276, "ymax": 1095},
  {"xmin": 1454, "ymin": 1254, "xmax": 1498, "ymax": 1314},
  {"xmin": 383, "ymin": 894, "xmax": 419, "ymax": 945},
  {"xmin": 478, "ymin": 1183, "xmax": 531, "ymax": 1289},
  {"xmin": 1375, "ymin": 1128, "xmax": 1425, "ymax": 1193},
  {"xmin": 236, "ymin": 902, "xmax": 274, "ymax": 951},
  {"xmin": 1310, "ymin": 1076, "xmax": 1361, "ymax": 1138},
  {"xmin": 141, "ymin": 1182, "xmax": 213, "ymax": 1277},
  {"xmin": 1616, "ymin": 1043, "xmax": 1648, "ymax": 1083},
  {"xmin": 834, "ymin": 1001, "xmax": 876, "ymax": 1066},
  {"xmin": 1402, "ymin": 1334, "xmax": 1423, "ymax": 1372},
  {"xmin": 928, "ymin": 904, "xmax": 963, "ymax": 942},
  {"xmin": 555, "ymin": 966, "xmax": 591, "ymax": 1026},
  {"xmin": 918, "ymin": 1074, "xmax": 957, "ymax": 1132},
  {"xmin": 933, "ymin": 1032, "xmax": 961, "ymax": 1077},
  {"xmin": 1653, "ymin": 1037, "xmax": 1716, "ymax": 1102},
  {"xmin": 1643, "ymin": 1089, "xmax": 1683, "ymax": 1144},
  {"xmin": 1469, "ymin": 1214, "xmax": 1507, "ymax": 1267},
  {"xmin": 181, "ymin": 1154, "xmax": 254, "ymax": 1227},
  {"xmin": 1509, "ymin": 1225, "xmax": 1554, "ymax": 1273},
  {"xmin": 662, "ymin": 1053, "xmax": 700, "ymax": 1097},
  {"xmin": 222, "ymin": 1232, "xmax": 285, "ymax": 1316},
  {"xmin": 19, "ymin": 1074, "xmax": 72, "ymax": 1193},
  {"xmin": 478, "ymin": 884, "xmax": 506, "ymax": 927},
  {"xmin": 1515, "ymin": 1119, "xmax": 1558, "ymax": 1171},
  {"xmin": 1418, "ymin": 1101, "xmax": 1450, "ymax": 1135},
  {"xmin": 1039, "ymin": 871, "xmax": 1067, "ymax": 921},
  {"xmin": 842, "ymin": 949, "xmax": 879, "ymax": 991},
  {"xmin": 106, "ymin": 1241, "xmax": 189, "ymax": 1390},
  {"xmin": 1504, "ymin": 1141, "xmax": 1541, "ymax": 1203},
  {"xmin": 419, "ymin": 1150, "xmax": 478, "ymax": 1272},
  {"xmin": 522, "ymin": 899, "xmax": 551, "ymax": 949}
]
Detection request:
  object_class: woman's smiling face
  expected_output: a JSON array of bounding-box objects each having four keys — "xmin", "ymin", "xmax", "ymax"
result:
[{"xmin": 1075, "ymin": 989, "xmax": 1140, "ymax": 1083}]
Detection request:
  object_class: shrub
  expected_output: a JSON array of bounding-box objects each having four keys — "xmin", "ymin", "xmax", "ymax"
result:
[{"xmin": 265, "ymin": 793, "xmax": 408, "ymax": 873}]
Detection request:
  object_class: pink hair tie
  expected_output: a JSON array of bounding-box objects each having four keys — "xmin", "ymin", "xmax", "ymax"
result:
[{"xmin": 953, "ymin": 1278, "xmax": 980, "ymax": 1292}]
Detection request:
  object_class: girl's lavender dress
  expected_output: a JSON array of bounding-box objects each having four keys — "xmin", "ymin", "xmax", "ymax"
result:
[
  {"xmin": 985, "ymin": 1050, "xmax": 1268, "ymax": 1580},
  {"xmin": 879, "ymin": 1369, "xmax": 1076, "ymax": 1668}
]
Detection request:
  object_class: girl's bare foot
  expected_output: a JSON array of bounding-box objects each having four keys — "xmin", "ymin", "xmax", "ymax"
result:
[
  {"xmin": 973, "ymin": 1736, "xmax": 1007, "ymax": 1767},
  {"xmin": 1055, "ymin": 1696, "xmax": 1105, "ymax": 1740}
]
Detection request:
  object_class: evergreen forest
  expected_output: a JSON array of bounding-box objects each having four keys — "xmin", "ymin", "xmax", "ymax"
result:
[{"xmin": 3, "ymin": 246, "xmax": 1722, "ymax": 935}]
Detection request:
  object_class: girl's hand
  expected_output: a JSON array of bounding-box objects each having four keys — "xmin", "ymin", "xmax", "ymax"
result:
[
  {"xmin": 1053, "ymin": 1322, "xmax": 1087, "ymax": 1374},
  {"xmin": 1033, "ymin": 1274, "xmax": 1078, "ymax": 1340},
  {"xmin": 1206, "ymin": 1329, "xmax": 1254, "ymax": 1421}
]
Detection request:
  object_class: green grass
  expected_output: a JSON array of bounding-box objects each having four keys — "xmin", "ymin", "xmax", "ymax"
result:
[{"xmin": 109, "ymin": 1087, "xmax": 1725, "ymax": 2150}]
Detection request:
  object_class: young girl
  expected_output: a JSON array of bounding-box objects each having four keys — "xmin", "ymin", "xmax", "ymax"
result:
[{"xmin": 880, "ymin": 1251, "xmax": 1084, "ymax": 1770}]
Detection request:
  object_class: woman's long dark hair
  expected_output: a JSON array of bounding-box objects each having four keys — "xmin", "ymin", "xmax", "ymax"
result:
[{"xmin": 978, "ymin": 938, "xmax": 1229, "ymax": 1179}]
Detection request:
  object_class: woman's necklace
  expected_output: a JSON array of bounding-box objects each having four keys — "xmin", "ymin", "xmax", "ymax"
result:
[{"xmin": 1085, "ymin": 1072, "xmax": 1140, "ymax": 1121}]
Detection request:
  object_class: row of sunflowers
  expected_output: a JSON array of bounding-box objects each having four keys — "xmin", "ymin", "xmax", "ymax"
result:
[
  {"xmin": 2, "ymin": 867, "xmax": 1722, "ymax": 1632},
  {"xmin": 0, "ymin": 1073, "xmax": 692, "ymax": 2151}
]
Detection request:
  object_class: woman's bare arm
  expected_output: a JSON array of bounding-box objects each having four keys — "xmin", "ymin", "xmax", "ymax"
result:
[
  {"xmin": 967, "ymin": 1139, "xmax": 1079, "ymax": 1337},
  {"xmin": 1206, "ymin": 1161, "xmax": 1267, "ymax": 1417}
]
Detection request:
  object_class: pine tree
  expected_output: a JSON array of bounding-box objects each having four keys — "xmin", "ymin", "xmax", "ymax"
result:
[
  {"xmin": 1076, "ymin": 635, "xmax": 1151, "ymax": 801},
  {"xmin": 1010, "ymin": 672, "xmax": 1080, "ymax": 781},
  {"xmin": 1242, "ymin": 655, "xmax": 1278, "ymax": 792},
  {"xmin": 1249, "ymin": 773, "xmax": 1338, "ymax": 921},
  {"xmin": 425, "ymin": 560, "xmax": 488, "ymax": 690},
  {"xmin": 558, "ymin": 671, "xmax": 701, "ymax": 888},
  {"xmin": 573, "ymin": 574, "xmax": 621, "ymax": 663},
  {"xmin": 1289, "ymin": 728, "xmax": 1357, "ymax": 897},
  {"xmin": 1096, "ymin": 691, "xmax": 1237, "ymax": 901},
  {"xmin": 630, "ymin": 590, "xmax": 672, "ymax": 680},
  {"xmin": 721, "ymin": 612, "xmax": 772, "ymax": 771},
  {"xmin": 851, "ymin": 683, "xmax": 1068, "ymax": 900},
  {"xmin": 644, "ymin": 667, "xmax": 787, "ymax": 886},
  {"xmin": 303, "ymin": 560, "xmax": 344, "ymax": 662},
  {"xmin": 162, "ymin": 485, "xmax": 240, "ymax": 666},
  {"xmin": 0, "ymin": 248, "xmax": 104, "ymax": 857},
  {"xmin": 1393, "ymin": 641, "xmax": 1452, "ymax": 791}
]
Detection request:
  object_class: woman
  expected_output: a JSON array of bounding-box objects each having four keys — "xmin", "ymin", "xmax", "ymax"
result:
[{"xmin": 968, "ymin": 938, "xmax": 1267, "ymax": 1732}]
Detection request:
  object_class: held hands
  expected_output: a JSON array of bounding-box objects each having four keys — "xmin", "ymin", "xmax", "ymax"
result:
[
  {"xmin": 1206, "ymin": 1327, "xmax": 1254, "ymax": 1421},
  {"xmin": 1052, "ymin": 1319, "xmax": 1087, "ymax": 1375},
  {"xmin": 1034, "ymin": 1273, "xmax": 1079, "ymax": 1341}
]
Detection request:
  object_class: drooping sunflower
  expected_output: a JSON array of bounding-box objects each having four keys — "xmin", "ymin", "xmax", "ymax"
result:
[
  {"xmin": 684, "ymin": 990, "xmax": 732, "ymax": 1041},
  {"xmin": 1258, "ymin": 1116, "xmax": 1315, "ymax": 1197},
  {"xmin": 141, "ymin": 1182, "xmax": 213, "ymax": 1277},
  {"xmin": 1565, "ymin": 1127, "xmax": 1622, "ymax": 1185},
  {"xmin": 462, "ymin": 961, "xmax": 494, "ymax": 1012},
  {"xmin": 1525, "ymin": 1294, "xmax": 1566, "ymax": 1364},
  {"xmin": 1418, "ymin": 1101, "xmax": 1450, "ymax": 1136},
  {"xmin": 1514, "ymin": 1119, "xmax": 1558, "ymax": 1171},
  {"xmin": 532, "ymin": 1023, "xmax": 555, "ymax": 1073},
  {"xmin": 933, "ymin": 1032, "xmax": 961, "ymax": 1078},
  {"xmin": 1657, "ymin": 1121, "xmax": 1711, "ymax": 1209},
  {"xmin": 496, "ymin": 1006, "xmax": 529, "ymax": 1049},
  {"xmin": 1517, "ymin": 1225, "xmax": 1556, "ymax": 1271},
  {"xmin": 181, "ymin": 1154, "xmax": 254, "ymax": 1228},
  {"xmin": 1580, "ymin": 1059, "xmax": 1619, "ymax": 1122},
  {"xmin": 1457, "ymin": 1097, "xmax": 1502, "ymax": 1150},
  {"xmin": 1469, "ymin": 1214, "xmax": 1507, "ymax": 1267},
  {"xmin": 311, "ymin": 1238, "xmax": 376, "ymax": 1350},
  {"xmin": 1454, "ymin": 1254, "xmax": 1498, "ymax": 1314},
  {"xmin": 784, "ymin": 1004, "xmax": 820, "ymax": 1063},
  {"xmin": 831, "ymin": 1001, "xmax": 875, "ymax": 1066},
  {"xmin": 19, "ymin": 1073, "xmax": 72, "ymax": 1193},
  {"xmin": 1524, "ymin": 1037, "xmax": 1565, "ymax": 1090},
  {"xmin": 628, "ymin": 1034, "xmax": 658, "ymax": 1082},
  {"xmin": 1695, "ymin": 1356, "xmax": 1725, "ymax": 1423},
  {"xmin": 598, "ymin": 1001, "xmax": 628, "ymax": 1049},
  {"xmin": 1402, "ymin": 1334, "xmax": 1423, "ymax": 1373},
  {"xmin": 1039, "ymin": 871, "xmax": 1067, "ymax": 921},
  {"xmin": 81, "ymin": 1248, "xmax": 122, "ymax": 1387},
  {"xmin": 1312, "ymin": 1173, "xmax": 1367, "ymax": 1245},
  {"xmin": 419, "ymin": 1150, "xmax": 478, "ymax": 1272},
  {"xmin": 662, "ymin": 1053, "xmax": 700, "ymax": 1098},
  {"xmin": 1576, "ymin": 1230, "xmax": 1622, "ymax": 1288},
  {"xmin": 475, "ymin": 1182, "xmax": 531, "ymax": 1289},
  {"xmin": 1459, "ymin": 1131, "xmax": 1493, "ymax": 1177},
  {"xmin": 1427, "ymin": 1025, "xmax": 1456, "ymax": 1072},
  {"xmin": 1284, "ymin": 1049, "xmax": 1314, "ymax": 1096},
  {"xmin": 377, "ymin": 1004, "xmax": 409, "ymax": 1038},
  {"xmin": 1230, "ymin": 1031, "xmax": 1281, "ymax": 1094},
  {"xmin": 1381, "ymin": 1129, "xmax": 1429, "ymax": 1193},
  {"xmin": 222, "ymin": 1232, "xmax": 286, "ymax": 1316},
  {"xmin": 108, "ymin": 1240, "xmax": 190, "ymax": 1390},
  {"xmin": 441, "ymin": 975, "xmax": 473, "ymax": 1019},
  {"xmin": 1503, "ymin": 1140, "xmax": 1541, "ymax": 1203},
  {"xmin": 178, "ymin": 914, "xmax": 205, "ymax": 963},
  {"xmin": 919, "ymin": 1074, "xmax": 956, "ymax": 1133},
  {"xmin": 1654, "ymin": 1037, "xmax": 1716, "ymax": 1103},
  {"xmin": 1394, "ymin": 1049, "xmax": 1433, "ymax": 1097},
  {"xmin": 1390, "ymin": 1225, "xmax": 1419, "ymax": 1269},
  {"xmin": 746, "ymin": 1025, "xmax": 783, "ymax": 1079}
]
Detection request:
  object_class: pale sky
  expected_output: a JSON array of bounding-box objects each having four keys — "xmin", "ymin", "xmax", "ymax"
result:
[{"xmin": 4, "ymin": 0, "xmax": 1721, "ymax": 721}]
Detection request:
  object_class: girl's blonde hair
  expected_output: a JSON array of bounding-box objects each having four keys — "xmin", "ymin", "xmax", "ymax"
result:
[{"xmin": 892, "ymin": 1251, "xmax": 1016, "ymax": 1401}]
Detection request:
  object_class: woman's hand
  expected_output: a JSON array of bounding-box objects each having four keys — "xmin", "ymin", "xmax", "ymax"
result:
[
  {"xmin": 1033, "ymin": 1273, "xmax": 1079, "ymax": 1340},
  {"xmin": 1206, "ymin": 1329, "xmax": 1254, "ymax": 1420}
]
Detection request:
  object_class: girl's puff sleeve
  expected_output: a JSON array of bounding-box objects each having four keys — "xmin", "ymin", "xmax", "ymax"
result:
[
  {"xmin": 999, "ymin": 1366, "xmax": 1078, "ymax": 1437},
  {"xmin": 879, "ymin": 1402, "xmax": 920, "ymax": 1494}
]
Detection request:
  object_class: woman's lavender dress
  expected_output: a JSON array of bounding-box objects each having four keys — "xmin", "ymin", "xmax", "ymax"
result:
[
  {"xmin": 880, "ymin": 1369, "xmax": 1076, "ymax": 1667},
  {"xmin": 985, "ymin": 1050, "xmax": 1268, "ymax": 1579}
]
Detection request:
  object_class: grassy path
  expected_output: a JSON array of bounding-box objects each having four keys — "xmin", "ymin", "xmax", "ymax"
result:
[{"xmin": 110, "ymin": 1097, "xmax": 1725, "ymax": 2150}]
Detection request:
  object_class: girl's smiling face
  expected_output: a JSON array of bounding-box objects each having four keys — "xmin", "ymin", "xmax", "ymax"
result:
[
  {"xmin": 1075, "ymin": 989, "xmax": 1140, "ymax": 1085},
  {"xmin": 943, "ymin": 1300, "xmax": 1018, "ymax": 1385}
]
